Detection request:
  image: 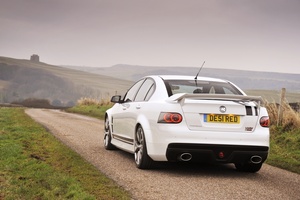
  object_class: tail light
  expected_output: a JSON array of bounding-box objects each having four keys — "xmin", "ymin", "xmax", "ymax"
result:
[
  {"xmin": 260, "ymin": 116, "xmax": 270, "ymax": 127},
  {"xmin": 158, "ymin": 112, "xmax": 182, "ymax": 124}
]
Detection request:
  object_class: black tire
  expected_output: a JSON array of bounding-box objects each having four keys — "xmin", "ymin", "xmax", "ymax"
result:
[
  {"xmin": 134, "ymin": 126, "xmax": 154, "ymax": 169},
  {"xmin": 235, "ymin": 162, "xmax": 263, "ymax": 173},
  {"xmin": 104, "ymin": 116, "xmax": 116, "ymax": 150}
]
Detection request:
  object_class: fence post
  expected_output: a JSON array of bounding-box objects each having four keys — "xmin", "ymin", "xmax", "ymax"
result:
[{"xmin": 277, "ymin": 88, "xmax": 286, "ymax": 126}]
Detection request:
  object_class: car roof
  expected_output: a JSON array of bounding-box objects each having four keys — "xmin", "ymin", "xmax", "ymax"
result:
[{"xmin": 147, "ymin": 75, "xmax": 228, "ymax": 83}]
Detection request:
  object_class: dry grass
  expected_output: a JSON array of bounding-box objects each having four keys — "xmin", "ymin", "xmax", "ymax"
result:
[
  {"xmin": 265, "ymin": 100, "xmax": 300, "ymax": 130},
  {"xmin": 77, "ymin": 97, "xmax": 113, "ymax": 106}
]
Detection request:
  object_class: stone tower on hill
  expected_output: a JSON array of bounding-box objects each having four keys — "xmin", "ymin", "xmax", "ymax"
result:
[{"xmin": 30, "ymin": 54, "xmax": 40, "ymax": 62}]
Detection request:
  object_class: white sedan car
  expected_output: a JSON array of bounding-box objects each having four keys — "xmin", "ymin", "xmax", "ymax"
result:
[{"xmin": 104, "ymin": 75, "xmax": 270, "ymax": 172}]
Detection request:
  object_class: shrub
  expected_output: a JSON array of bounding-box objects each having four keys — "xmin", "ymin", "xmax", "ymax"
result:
[
  {"xmin": 12, "ymin": 98, "xmax": 53, "ymax": 108},
  {"xmin": 265, "ymin": 100, "xmax": 300, "ymax": 131}
]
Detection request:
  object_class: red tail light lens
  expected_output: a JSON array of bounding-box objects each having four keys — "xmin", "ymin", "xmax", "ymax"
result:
[
  {"xmin": 158, "ymin": 112, "xmax": 183, "ymax": 124},
  {"xmin": 260, "ymin": 116, "xmax": 270, "ymax": 127}
]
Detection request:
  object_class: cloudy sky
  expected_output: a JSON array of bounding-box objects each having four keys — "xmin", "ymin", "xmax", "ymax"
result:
[{"xmin": 0, "ymin": 0, "xmax": 299, "ymax": 74}]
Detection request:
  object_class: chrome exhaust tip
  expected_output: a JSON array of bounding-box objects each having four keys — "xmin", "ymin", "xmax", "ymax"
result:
[
  {"xmin": 178, "ymin": 153, "xmax": 192, "ymax": 162},
  {"xmin": 250, "ymin": 155, "xmax": 262, "ymax": 164}
]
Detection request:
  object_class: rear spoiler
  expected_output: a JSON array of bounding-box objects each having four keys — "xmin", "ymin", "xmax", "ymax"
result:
[{"xmin": 166, "ymin": 93, "xmax": 263, "ymax": 105}]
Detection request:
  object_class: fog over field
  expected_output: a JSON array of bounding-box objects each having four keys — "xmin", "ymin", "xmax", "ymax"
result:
[
  {"xmin": 65, "ymin": 63, "xmax": 300, "ymax": 90},
  {"xmin": 1, "ymin": 0, "xmax": 299, "ymax": 105}
]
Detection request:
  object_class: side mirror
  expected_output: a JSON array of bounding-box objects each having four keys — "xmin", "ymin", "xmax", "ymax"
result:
[{"xmin": 110, "ymin": 95, "xmax": 122, "ymax": 103}]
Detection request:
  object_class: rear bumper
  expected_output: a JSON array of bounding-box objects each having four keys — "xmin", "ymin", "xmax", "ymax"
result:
[{"xmin": 166, "ymin": 143, "xmax": 269, "ymax": 164}]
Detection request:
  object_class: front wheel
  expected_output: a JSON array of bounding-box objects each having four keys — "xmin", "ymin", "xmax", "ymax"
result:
[
  {"xmin": 134, "ymin": 126, "xmax": 154, "ymax": 169},
  {"xmin": 104, "ymin": 116, "xmax": 115, "ymax": 150},
  {"xmin": 235, "ymin": 162, "xmax": 263, "ymax": 173}
]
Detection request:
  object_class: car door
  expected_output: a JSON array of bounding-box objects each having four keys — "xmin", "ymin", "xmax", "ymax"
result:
[
  {"xmin": 113, "ymin": 78, "xmax": 155, "ymax": 145},
  {"xmin": 112, "ymin": 79, "xmax": 145, "ymax": 144},
  {"xmin": 124, "ymin": 78, "xmax": 155, "ymax": 140}
]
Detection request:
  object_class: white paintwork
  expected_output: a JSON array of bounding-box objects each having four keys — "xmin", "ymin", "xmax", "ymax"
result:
[{"xmin": 106, "ymin": 75, "xmax": 269, "ymax": 161}]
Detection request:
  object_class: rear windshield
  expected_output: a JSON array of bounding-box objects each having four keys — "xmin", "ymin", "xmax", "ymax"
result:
[{"xmin": 164, "ymin": 80, "xmax": 243, "ymax": 96}]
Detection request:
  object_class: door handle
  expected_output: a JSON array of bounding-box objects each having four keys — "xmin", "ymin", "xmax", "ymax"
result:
[
  {"xmin": 122, "ymin": 103, "xmax": 130, "ymax": 110},
  {"xmin": 136, "ymin": 105, "xmax": 141, "ymax": 109}
]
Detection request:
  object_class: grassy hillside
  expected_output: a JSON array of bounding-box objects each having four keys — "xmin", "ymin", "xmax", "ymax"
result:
[
  {"xmin": 0, "ymin": 56, "xmax": 133, "ymax": 105},
  {"xmin": 2, "ymin": 56, "xmax": 298, "ymax": 105}
]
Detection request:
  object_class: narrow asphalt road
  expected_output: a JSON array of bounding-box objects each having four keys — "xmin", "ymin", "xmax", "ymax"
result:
[{"xmin": 25, "ymin": 108, "xmax": 300, "ymax": 200}]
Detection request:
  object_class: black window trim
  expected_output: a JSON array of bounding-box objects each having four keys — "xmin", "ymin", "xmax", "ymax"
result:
[{"xmin": 134, "ymin": 77, "xmax": 156, "ymax": 102}]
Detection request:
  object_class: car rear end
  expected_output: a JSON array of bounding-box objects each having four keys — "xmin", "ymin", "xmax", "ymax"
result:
[{"xmin": 149, "ymin": 76, "xmax": 270, "ymax": 172}]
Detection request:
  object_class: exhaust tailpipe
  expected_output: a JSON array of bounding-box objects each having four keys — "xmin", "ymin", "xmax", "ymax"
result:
[
  {"xmin": 178, "ymin": 153, "xmax": 192, "ymax": 162},
  {"xmin": 250, "ymin": 155, "xmax": 262, "ymax": 164}
]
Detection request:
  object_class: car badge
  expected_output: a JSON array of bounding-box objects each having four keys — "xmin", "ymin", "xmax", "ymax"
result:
[{"xmin": 220, "ymin": 106, "xmax": 226, "ymax": 113}]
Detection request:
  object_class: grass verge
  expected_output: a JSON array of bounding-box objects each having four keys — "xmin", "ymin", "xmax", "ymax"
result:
[
  {"xmin": 0, "ymin": 107, "xmax": 131, "ymax": 200},
  {"xmin": 66, "ymin": 105, "xmax": 110, "ymax": 120},
  {"xmin": 66, "ymin": 97, "xmax": 113, "ymax": 120},
  {"xmin": 266, "ymin": 126, "xmax": 300, "ymax": 174}
]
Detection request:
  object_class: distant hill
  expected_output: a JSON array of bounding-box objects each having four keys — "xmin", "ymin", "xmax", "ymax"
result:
[
  {"xmin": 0, "ymin": 57, "xmax": 132, "ymax": 105},
  {"xmin": 63, "ymin": 64, "xmax": 300, "ymax": 103}
]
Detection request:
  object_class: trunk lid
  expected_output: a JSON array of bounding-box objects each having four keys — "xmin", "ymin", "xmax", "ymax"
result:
[{"xmin": 167, "ymin": 93, "xmax": 262, "ymax": 132}]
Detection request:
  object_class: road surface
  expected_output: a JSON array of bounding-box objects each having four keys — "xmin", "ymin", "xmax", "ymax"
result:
[{"xmin": 25, "ymin": 108, "xmax": 300, "ymax": 200}]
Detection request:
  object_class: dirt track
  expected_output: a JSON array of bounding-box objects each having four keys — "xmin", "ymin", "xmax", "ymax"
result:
[{"xmin": 25, "ymin": 108, "xmax": 300, "ymax": 200}]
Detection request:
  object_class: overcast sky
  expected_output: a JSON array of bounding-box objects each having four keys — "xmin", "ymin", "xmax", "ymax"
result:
[{"xmin": 1, "ymin": 0, "xmax": 300, "ymax": 74}]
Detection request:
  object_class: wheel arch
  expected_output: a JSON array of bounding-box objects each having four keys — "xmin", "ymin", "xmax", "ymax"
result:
[
  {"xmin": 134, "ymin": 120, "xmax": 155, "ymax": 169},
  {"xmin": 135, "ymin": 114, "xmax": 151, "ymax": 135},
  {"xmin": 134, "ymin": 114, "xmax": 153, "ymax": 153},
  {"xmin": 104, "ymin": 111, "xmax": 113, "ymax": 132}
]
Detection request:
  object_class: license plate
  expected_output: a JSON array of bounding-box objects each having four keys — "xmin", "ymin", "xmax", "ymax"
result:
[{"xmin": 204, "ymin": 114, "xmax": 240, "ymax": 124}]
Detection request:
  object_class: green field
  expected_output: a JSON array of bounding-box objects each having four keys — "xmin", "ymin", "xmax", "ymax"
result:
[
  {"xmin": 267, "ymin": 126, "xmax": 300, "ymax": 173},
  {"xmin": 246, "ymin": 89, "xmax": 300, "ymax": 103}
]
